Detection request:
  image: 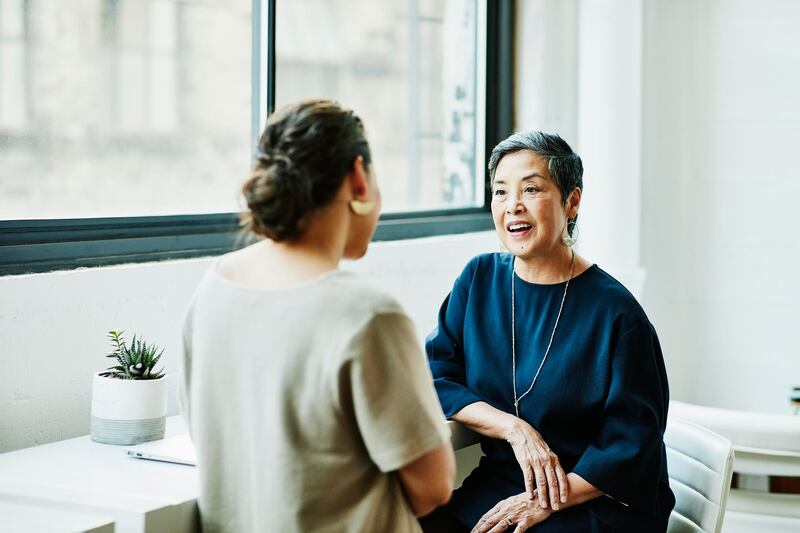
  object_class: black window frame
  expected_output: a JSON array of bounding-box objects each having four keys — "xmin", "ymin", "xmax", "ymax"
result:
[{"xmin": 0, "ymin": 0, "xmax": 513, "ymax": 276}]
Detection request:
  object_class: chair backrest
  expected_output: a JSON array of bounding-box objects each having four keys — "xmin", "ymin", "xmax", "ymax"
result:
[{"xmin": 665, "ymin": 416, "xmax": 735, "ymax": 533}]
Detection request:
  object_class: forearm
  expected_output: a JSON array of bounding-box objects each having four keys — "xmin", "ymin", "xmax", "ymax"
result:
[
  {"xmin": 556, "ymin": 473, "xmax": 603, "ymax": 510},
  {"xmin": 451, "ymin": 401, "xmax": 519, "ymax": 441}
]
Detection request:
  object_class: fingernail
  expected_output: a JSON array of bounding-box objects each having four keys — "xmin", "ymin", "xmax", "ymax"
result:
[{"xmin": 553, "ymin": 503, "xmax": 559, "ymax": 510}]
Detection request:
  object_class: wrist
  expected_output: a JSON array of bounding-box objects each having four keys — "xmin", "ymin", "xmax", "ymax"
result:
[{"xmin": 501, "ymin": 414, "xmax": 526, "ymax": 443}]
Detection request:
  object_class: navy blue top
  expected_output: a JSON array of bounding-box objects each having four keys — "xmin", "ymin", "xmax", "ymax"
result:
[{"xmin": 426, "ymin": 253, "xmax": 674, "ymax": 531}]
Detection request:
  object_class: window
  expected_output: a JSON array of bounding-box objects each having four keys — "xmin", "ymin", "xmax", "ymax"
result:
[
  {"xmin": 0, "ymin": 0, "xmax": 28, "ymax": 131},
  {"xmin": 102, "ymin": 0, "xmax": 179, "ymax": 133},
  {"xmin": 275, "ymin": 0, "xmax": 482, "ymax": 213},
  {"xmin": 0, "ymin": 0, "xmax": 512, "ymax": 275},
  {"xmin": 2, "ymin": 0, "xmax": 251, "ymax": 221}
]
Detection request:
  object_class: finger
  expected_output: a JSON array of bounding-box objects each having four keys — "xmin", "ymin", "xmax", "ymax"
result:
[
  {"xmin": 523, "ymin": 463, "xmax": 535, "ymax": 500},
  {"xmin": 470, "ymin": 517, "xmax": 490, "ymax": 533},
  {"xmin": 471, "ymin": 515, "xmax": 493, "ymax": 533},
  {"xmin": 555, "ymin": 462, "xmax": 569, "ymax": 504},
  {"xmin": 544, "ymin": 463, "xmax": 560, "ymax": 510},
  {"xmin": 533, "ymin": 461, "xmax": 549, "ymax": 508},
  {"xmin": 474, "ymin": 514, "xmax": 501, "ymax": 533},
  {"xmin": 477, "ymin": 502, "xmax": 504, "ymax": 525},
  {"xmin": 472, "ymin": 508, "xmax": 502, "ymax": 533},
  {"xmin": 487, "ymin": 517, "xmax": 512, "ymax": 533}
]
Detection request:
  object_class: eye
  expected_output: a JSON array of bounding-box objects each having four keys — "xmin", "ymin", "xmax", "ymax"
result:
[
  {"xmin": 524, "ymin": 185, "xmax": 539, "ymax": 194},
  {"xmin": 493, "ymin": 188, "xmax": 507, "ymax": 197}
]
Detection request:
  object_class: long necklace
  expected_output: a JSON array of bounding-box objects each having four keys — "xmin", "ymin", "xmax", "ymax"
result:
[{"xmin": 511, "ymin": 248, "xmax": 575, "ymax": 417}]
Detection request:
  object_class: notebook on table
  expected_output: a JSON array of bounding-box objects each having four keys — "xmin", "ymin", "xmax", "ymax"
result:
[{"xmin": 126, "ymin": 433, "xmax": 197, "ymax": 466}]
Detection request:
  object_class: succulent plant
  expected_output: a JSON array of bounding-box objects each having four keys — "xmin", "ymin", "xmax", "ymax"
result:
[{"xmin": 101, "ymin": 330, "xmax": 165, "ymax": 380}]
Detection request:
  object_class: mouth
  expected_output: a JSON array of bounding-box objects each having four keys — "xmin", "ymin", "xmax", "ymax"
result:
[{"xmin": 505, "ymin": 221, "xmax": 532, "ymax": 238}]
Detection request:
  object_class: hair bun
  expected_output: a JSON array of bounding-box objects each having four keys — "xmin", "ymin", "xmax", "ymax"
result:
[{"xmin": 242, "ymin": 152, "xmax": 313, "ymax": 241}]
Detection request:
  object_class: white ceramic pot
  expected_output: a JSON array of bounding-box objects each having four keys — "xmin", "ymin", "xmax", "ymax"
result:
[{"xmin": 90, "ymin": 372, "xmax": 168, "ymax": 445}]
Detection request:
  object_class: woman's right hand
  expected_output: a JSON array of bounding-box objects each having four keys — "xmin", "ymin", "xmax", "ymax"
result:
[{"xmin": 503, "ymin": 417, "xmax": 568, "ymax": 511}]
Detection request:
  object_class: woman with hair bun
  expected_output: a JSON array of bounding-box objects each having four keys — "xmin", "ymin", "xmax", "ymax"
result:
[{"xmin": 180, "ymin": 99, "xmax": 455, "ymax": 532}]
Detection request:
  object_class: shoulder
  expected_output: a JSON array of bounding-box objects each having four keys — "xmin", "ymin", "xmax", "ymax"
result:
[
  {"xmin": 183, "ymin": 262, "xmax": 222, "ymax": 315},
  {"xmin": 326, "ymin": 270, "xmax": 406, "ymax": 318},
  {"xmin": 581, "ymin": 266, "xmax": 652, "ymax": 331},
  {"xmin": 456, "ymin": 252, "xmax": 512, "ymax": 285}
]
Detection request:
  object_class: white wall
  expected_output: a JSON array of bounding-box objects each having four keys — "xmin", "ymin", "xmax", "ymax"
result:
[
  {"xmin": 641, "ymin": 0, "xmax": 800, "ymax": 413},
  {"xmin": 0, "ymin": 232, "xmax": 499, "ymax": 453},
  {"xmin": 515, "ymin": 0, "xmax": 646, "ymax": 295},
  {"xmin": 515, "ymin": 0, "xmax": 800, "ymax": 415}
]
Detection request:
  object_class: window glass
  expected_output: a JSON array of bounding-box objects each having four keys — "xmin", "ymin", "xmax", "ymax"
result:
[
  {"xmin": 0, "ymin": 0, "xmax": 482, "ymax": 221},
  {"xmin": 0, "ymin": 0, "xmax": 251, "ymax": 220},
  {"xmin": 0, "ymin": 0, "xmax": 27, "ymax": 130},
  {"xmin": 274, "ymin": 0, "xmax": 481, "ymax": 213}
]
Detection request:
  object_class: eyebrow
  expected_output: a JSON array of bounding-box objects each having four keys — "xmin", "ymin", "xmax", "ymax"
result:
[{"xmin": 493, "ymin": 173, "xmax": 546, "ymax": 185}]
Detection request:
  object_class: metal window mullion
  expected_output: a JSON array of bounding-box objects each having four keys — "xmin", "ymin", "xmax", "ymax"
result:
[{"xmin": 251, "ymin": 0, "xmax": 274, "ymax": 150}]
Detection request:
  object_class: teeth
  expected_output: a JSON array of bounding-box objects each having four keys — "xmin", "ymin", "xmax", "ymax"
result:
[{"xmin": 509, "ymin": 223, "xmax": 531, "ymax": 231}]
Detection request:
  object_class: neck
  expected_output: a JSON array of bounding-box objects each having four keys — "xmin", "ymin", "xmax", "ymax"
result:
[
  {"xmin": 514, "ymin": 245, "xmax": 575, "ymax": 284},
  {"xmin": 271, "ymin": 203, "xmax": 349, "ymax": 270}
]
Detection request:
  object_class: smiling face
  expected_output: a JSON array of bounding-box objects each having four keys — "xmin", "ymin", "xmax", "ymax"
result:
[{"xmin": 491, "ymin": 150, "xmax": 579, "ymax": 260}]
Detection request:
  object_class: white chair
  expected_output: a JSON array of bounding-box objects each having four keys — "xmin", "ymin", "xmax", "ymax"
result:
[
  {"xmin": 665, "ymin": 416, "xmax": 735, "ymax": 533},
  {"xmin": 670, "ymin": 401, "xmax": 800, "ymax": 533}
]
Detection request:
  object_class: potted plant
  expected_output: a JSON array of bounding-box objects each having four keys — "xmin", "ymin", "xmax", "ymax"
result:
[{"xmin": 90, "ymin": 330, "xmax": 168, "ymax": 445}]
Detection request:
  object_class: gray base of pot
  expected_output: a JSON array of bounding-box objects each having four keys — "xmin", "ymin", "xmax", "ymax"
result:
[{"xmin": 90, "ymin": 415, "xmax": 166, "ymax": 445}]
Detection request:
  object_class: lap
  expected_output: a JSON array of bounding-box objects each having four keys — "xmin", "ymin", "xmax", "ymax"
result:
[
  {"xmin": 527, "ymin": 505, "xmax": 604, "ymax": 532},
  {"xmin": 419, "ymin": 507, "xmax": 469, "ymax": 533}
]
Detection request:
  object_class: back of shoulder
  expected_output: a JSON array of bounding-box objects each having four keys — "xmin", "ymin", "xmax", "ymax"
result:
[{"xmin": 325, "ymin": 271, "xmax": 406, "ymax": 319}]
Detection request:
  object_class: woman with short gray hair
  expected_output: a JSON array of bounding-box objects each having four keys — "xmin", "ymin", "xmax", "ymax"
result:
[{"xmin": 422, "ymin": 131, "xmax": 674, "ymax": 532}]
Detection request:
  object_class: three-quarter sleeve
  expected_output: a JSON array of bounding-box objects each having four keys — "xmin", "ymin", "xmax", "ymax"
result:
[
  {"xmin": 572, "ymin": 319, "xmax": 669, "ymax": 513},
  {"xmin": 345, "ymin": 311, "xmax": 450, "ymax": 473},
  {"xmin": 425, "ymin": 260, "xmax": 484, "ymax": 418}
]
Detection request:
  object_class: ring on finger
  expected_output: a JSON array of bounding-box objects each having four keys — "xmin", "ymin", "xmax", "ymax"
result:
[{"xmin": 505, "ymin": 517, "xmax": 513, "ymax": 526}]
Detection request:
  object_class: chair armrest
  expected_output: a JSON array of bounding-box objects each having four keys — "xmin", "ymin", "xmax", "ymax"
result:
[{"xmin": 447, "ymin": 420, "xmax": 480, "ymax": 451}]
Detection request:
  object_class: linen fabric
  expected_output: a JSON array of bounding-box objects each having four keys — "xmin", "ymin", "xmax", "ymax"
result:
[
  {"xmin": 427, "ymin": 253, "xmax": 675, "ymax": 532},
  {"xmin": 180, "ymin": 264, "xmax": 449, "ymax": 533}
]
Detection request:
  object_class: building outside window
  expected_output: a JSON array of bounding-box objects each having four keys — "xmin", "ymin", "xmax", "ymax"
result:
[{"xmin": 0, "ymin": 0, "xmax": 29, "ymax": 131}]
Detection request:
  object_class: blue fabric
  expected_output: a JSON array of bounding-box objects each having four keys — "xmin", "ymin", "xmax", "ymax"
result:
[{"xmin": 426, "ymin": 253, "xmax": 674, "ymax": 531}]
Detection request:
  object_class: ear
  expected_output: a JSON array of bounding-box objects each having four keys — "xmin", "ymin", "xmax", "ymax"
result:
[
  {"xmin": 565, "ymin": 187, "xmax": 582, "ymax": 218},
  {"xmin": 347, "ymin": 155, "xmax": 369, "ymax": 199}
]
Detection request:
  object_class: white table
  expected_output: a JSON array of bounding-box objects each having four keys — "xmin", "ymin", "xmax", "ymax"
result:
[
  {"xmin": 0, "ymin": 416, "xmax": 198, "ymax": 533},
  {"xmin": 0, "ymin": 417, "xmax": 480, "ymax": 532}
]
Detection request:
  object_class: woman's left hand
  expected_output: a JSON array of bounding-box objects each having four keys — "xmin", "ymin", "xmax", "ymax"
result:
[{"xmin": 470, "ymin": 492, "xmax": 553, "ymax": 533}]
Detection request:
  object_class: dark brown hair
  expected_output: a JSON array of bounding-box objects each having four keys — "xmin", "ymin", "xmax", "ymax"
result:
[{"xmin": 241, "ymin": 99, "xmax": 372, "ymax": 241}]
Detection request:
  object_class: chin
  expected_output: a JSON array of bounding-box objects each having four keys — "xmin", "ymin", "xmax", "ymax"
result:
[
  {"xmin": 503, "ymin": 239, "xmax": 532, "ymax": 256},
  {"xmin": 344, "ymin": 243, "xmax": 369, "ymax": 260}
]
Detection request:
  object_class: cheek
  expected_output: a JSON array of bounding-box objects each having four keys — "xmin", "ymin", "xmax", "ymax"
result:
[{"xmin": 490, "ymin": 202, "xmax": 504, "ymax": 221}]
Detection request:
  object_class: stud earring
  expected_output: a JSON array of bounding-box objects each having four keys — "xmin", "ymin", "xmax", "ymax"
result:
[{"xmin": 349, "ymin": 199, "xmax": 375, "ymax": 216}]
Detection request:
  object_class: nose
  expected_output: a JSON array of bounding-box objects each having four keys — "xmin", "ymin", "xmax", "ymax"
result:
[{"xmin": 505, "ymin": 191, "xmax": 524, "ymax": 215}]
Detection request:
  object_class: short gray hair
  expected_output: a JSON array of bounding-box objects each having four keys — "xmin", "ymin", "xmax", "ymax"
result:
[{"xmin": 487, "ymin": 131, "xmax": 583, "ymax": 236}]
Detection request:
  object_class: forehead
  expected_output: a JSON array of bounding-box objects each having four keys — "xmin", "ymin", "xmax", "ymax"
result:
[{"xmin": 494, "ymin": 150, "xmax": 551, "ymax": 183}]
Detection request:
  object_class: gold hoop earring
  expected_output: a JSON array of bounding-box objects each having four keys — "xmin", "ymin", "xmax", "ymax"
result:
[{"xmin": 349, "ymin": 199, "xmax": 375, "ymax": 216}]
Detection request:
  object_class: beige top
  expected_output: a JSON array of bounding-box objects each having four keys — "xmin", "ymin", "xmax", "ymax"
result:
[{"xmin": 180, "ymin": 264, "xmax": 450, "ymax": 533}]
